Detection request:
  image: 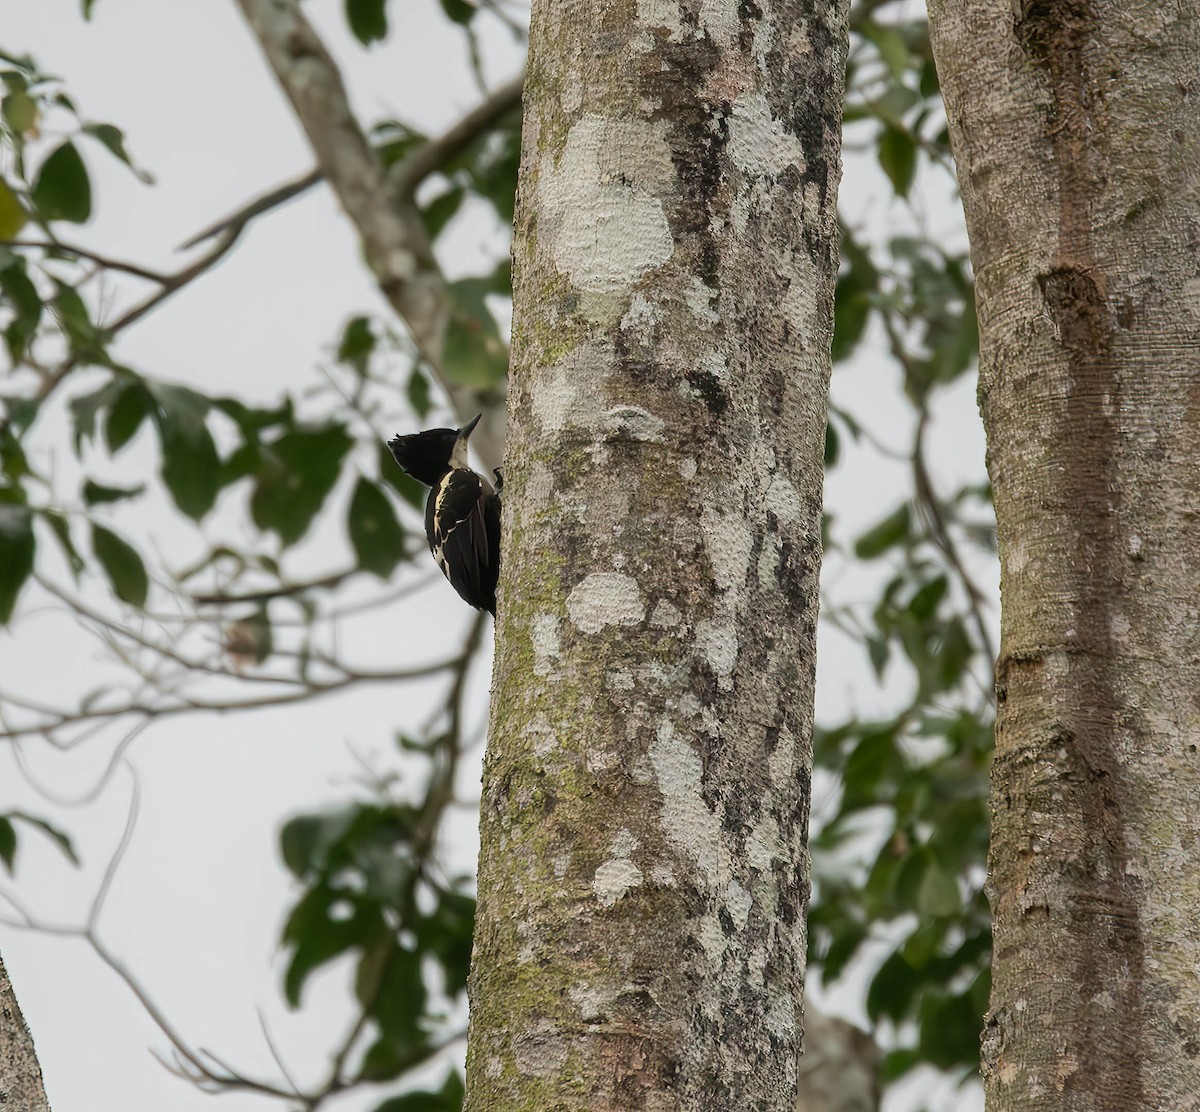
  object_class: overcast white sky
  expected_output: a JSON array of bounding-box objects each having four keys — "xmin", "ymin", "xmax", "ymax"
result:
[{"xmin": 0, "ymin": 3, "xmax": 991, "ymax": 1110}]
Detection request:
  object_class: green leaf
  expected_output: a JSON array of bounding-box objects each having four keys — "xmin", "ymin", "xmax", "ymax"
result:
[
  {"xmin": 2, "ymin": 90, "xmax": 37, "ymax": 135},
  {"xmin": 42, "ymin": 510, "xmax": 84, "ymax": 579},
  {"xmin": 372, "ymin": 1070, "xmax": 465, "ymax": 1112},
  {"xmin": 83, "ymin": 479, "xmax": 145, "ymax": 506},
  {"xmin": 420, "ymin": 185, "xmax": 464, "ymax": 241},
  {"xmin": 0, "ymin": 178, "xmax": 28, "ymax": 237},
  {"xmin": 878, "ymin": 125, "xmax": 917, "ymax": 199},
  {"xmin": 0, "ymin": 818, "xmax": 14, "ymax": 872},
  {"xmin": 908, "ymin": 575, "xmax": 947, "ymax": 621},
  {"xmin": 69, "ymin": 378, "xmax": 124, "ymax": 445},
  {"xmin": 0, "ymin": 504, "xmax": 35, "ymax": 623},
  {"xmin": 52, "ymin": 279, "xmax": 104, "ymax": 358},
  {"xmin": 9, "ymin": 811, "xmax": 79, "ymax": 865},
  {"xmin": 360, "ymin": 944, "xmax": 424, "ymax": 1040},
  {"xmin": 440, "ymin": 0, "xmax": 476, "ymax": 23},
  {"xmin": 81, "ymin": 123, "xmax": 153, "ymax": 183},
  {"xmin": 867, "ymin": 951, "xmax": 922, "ymax": 1023},
  {"xmin": 337, "ymin": 315, "xmax": 375, "ymax": 374},
  {"xmin": 149, "ymin": 384, "xmax": 220, "ymax": 519},
  {"xmin": 0, "ymin": 256, "xmax": 42, "ymax": 359},
  {"xmin": 863, "ymin": 21, "xmax": 911, "ymax": 83},
  {"xmin": 282, "ymin": 885, "xmax": 386, "ymax": 1006},
  {"xmin": 32, "ymin": 141, "xmax": 92, "ymax": 223},
  {"xmin": 105, "ymin": 381, "xmax": 150, "ymax": 453},
  {"xmin": 938, "ymin": 616, "xmax": 973, "ymax": 689},
  {"xmin": 406, "ymin": 368, "xmax": 431, "ymax": 419},
  {"xmin": 460, "ymin": 122, "xmax": 521, "ymax": 222},
  {"xmin": 346, "ymin": 0, "xmax": 388, "ymax": 43},
  {"xmin": 251, "ymin": 424, "xmax": 354, "ymax": 546},
  {"xmin": 823, "ymin": 420, "xmax": 839, "ymax": 468},
  {"xmin": 348, "ymin": 477, "xmax": 405, "ymax": 578},
  {"xmin": 880, "ymin": 1047, "xmax": 922, "ymax": 1083},
  {"xmin": 91, "ymin": 522, "xmax": 148, "ymax": 607},
  {"xmin": 854, "ymin": 503, "xmax": 911, "ymax": 559},
  {"xmin": 917, "ymin": 989, "xmax": 982, "ymax": 1068},
  {"xmin": 443, "ymin": 276, "xmax": 509, "ymax": 387},
  {"xmin": 917, "ymin": 859, "xmax": 961, "ymax": 918},
  {"xmin": 820, "ymin": 921, "xmax": 867, "ymax": 985}
]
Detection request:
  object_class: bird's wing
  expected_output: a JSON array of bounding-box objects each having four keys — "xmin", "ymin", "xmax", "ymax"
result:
[{"xmin": 430, "ymin": 468, "xmax": 493, "ymax": 607}]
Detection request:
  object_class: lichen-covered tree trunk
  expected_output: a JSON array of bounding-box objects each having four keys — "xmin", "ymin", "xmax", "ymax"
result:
[
  {"xmin": 464, "ymin": 1, "xmax": 849, "ymax": 1108},
  {"xmin": 928, "ymin": 4, "xmax": 1200, "ymax": 1108},
  {"xmin": 0, "ymin": 954, "xmax": 51, "ymax": 1112}
]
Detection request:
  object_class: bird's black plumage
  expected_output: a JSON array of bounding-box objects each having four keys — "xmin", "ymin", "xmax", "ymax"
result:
[{"xmin": 387, "ymin": 415, "xmax": 500, "ymax": 615}]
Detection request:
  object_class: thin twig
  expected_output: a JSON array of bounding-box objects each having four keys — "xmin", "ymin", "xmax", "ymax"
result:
[
  {"xmin": 0, "ymin": 239, "xmax": 170, "ymax": 284},
  {"xmin": 178, "ymin": 167, "xmax": 322, "ymax": 250}
]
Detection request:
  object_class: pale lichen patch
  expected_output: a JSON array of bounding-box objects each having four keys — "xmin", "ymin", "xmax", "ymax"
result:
[
  {"xmin": 701, "ymin": 507, "xmax": 753, "ymax": 592},
  {"xmin": 531, "ymin": 613, "xmax": 561, "ymax": 677},
  {"xmin": 728, "ymin": 93, "xmax": 806, "ymax": 180},
  {"xmin": 530, "ymin": 341, "xmax": 612, "ymax": 434},
  {"xmin": 695, "ymin": 617, "xmax": 738, "ymax": 689},
  {"xmin": 539, "ymin": 116, "xmax": 674, "ymax": 294},
  {"xmin": 757, "ymin": 540, "xmax": 780, "ymax": 590},
  {"xmin": 769, "ymin": 727, "xmax": 794, "ymax": 786},
  {"xmin": 568, "ymin": 983, "xmax": 616, "ymax": 1022},
  {"xmin": 725, "ymin": 880, "xmax": 752, "ymax": 930},
  {"xmin": 636, "ymin": 0, "xmax": 683, "ymax": 37},
  {"xmin": 684, "ymin": 276, "xmax": 720, "ymax": 325},
  {"xmin": 650, "ymin": 598, "xmax": 683, "ymax": 628},
  {"xmin": 747, "ymin": 813, "xmax": 785, "ymax": 871},
  {"xmin": 649, "ymin": 720, "xmax": 720, "ymax": 887},
  {"xmin": 567, "ymin": 572, "xmax": 645, "ymax": 633},
  {"xmin": 650, "ymin": 863, "xmax": 677, "ymax": 886},
  {"xmin": 601, "ymin": 404, "xmax": 666, "ymax": 442},
  {"xmin": 764, "ymin": 474, "xmax": 802, "ymax": 522},
  {"xmin": 593, "ymin": 857, "xmax": 644, "ymax": 906}
]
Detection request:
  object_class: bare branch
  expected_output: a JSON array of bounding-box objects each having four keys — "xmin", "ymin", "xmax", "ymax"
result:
[
  {"xmin": 234, "ymin": 0, "xmax": 506, "ymax": 466},
  {"xmin": 0, "ymin": 239, "xmax": 170, "ymax": 284},
  {"xmin": 103, "ymin": 226, "xmax": 242, "ymax": 337},
  {"xmin": 178, "ymin": 166, "xmax": 322, "ymax": 250},
  {"xmin": 191, "ymin": 568, "xmax": 353, "ymax": 607},
  {"xmin": 390, "ymin": 71, "xmax": 524, "ymax": 202},
  {"xmin": 0, "ymin": 654, "xmax": 462, "ymax": 743}
]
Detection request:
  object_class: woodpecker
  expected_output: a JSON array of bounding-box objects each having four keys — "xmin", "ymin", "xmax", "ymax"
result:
[{"xmin": 386, "ymin": 414, "xmax": 501, "ymax": 615}]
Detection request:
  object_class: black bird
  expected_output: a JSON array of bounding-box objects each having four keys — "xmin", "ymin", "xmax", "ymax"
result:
[{"xmin": 386, "ymin": 414, "xmax": 501, "ymax": 615}]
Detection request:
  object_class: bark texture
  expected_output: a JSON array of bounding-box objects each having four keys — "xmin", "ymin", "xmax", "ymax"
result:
[
  {"xmin": 466, "ymin": 1, "xmax": 848, "ymax": 1108},
  {"xmin": 928, "ymin": 3, "xmax": 1200, "ymax": 1107},
  {"xmin": 0, "ymin": 954, "xmax": 50, "ymax": 1112}
]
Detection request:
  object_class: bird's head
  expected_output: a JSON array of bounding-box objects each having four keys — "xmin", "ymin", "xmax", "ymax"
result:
[{"xmin": 387, "ymin": 414, "xmax": 482, "ymax": 487}]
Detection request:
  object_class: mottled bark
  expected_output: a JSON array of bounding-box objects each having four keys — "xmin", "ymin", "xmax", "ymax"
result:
[
  {"xmin": 928, "ymin": 3, "xmax": 1200, "ymax": 1108},
  {"xmin": 466, "ymin": 1, "xmax": 848, "ymax": 1108},
  {"xmin": 0, "ymin": 954, "xmax": 51, "ymax": 1112}
]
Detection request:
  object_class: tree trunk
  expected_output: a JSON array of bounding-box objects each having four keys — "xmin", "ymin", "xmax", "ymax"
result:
[
  {"xmin": 464, "ymin": 0, "xmax": 849, "ymax": 1107},
  {"xmin": 0, "ymin": 953, "xmax": 51, "ymax": 1112},
  {"xmin": 928, "ymin": 3, "xmax": 1200, "ymax": 1107}
]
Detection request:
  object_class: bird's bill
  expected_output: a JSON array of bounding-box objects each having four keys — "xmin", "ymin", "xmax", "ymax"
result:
[{"xmin": 458, "ymin": 413, "xmax": 482, "ymax": 440}]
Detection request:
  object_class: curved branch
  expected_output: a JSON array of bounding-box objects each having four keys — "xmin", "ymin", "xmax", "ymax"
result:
[
  {"xmin": 234, "ymin": 0, "xmax": 507, "ymax": 466},
  {"xmin": 180, "ymin": 72, "xmax": 524, "ymax": 252},
  {"xmin": 0, "ymin": 239, "xmax": 169, "ymax": 284},
  {"xmin": 177, "ymin": 167, "xmax": 322, "ymax": 250},
  {"xmin": 390, "ymin": 72, "xmax": 524, "ymax": 202}
]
